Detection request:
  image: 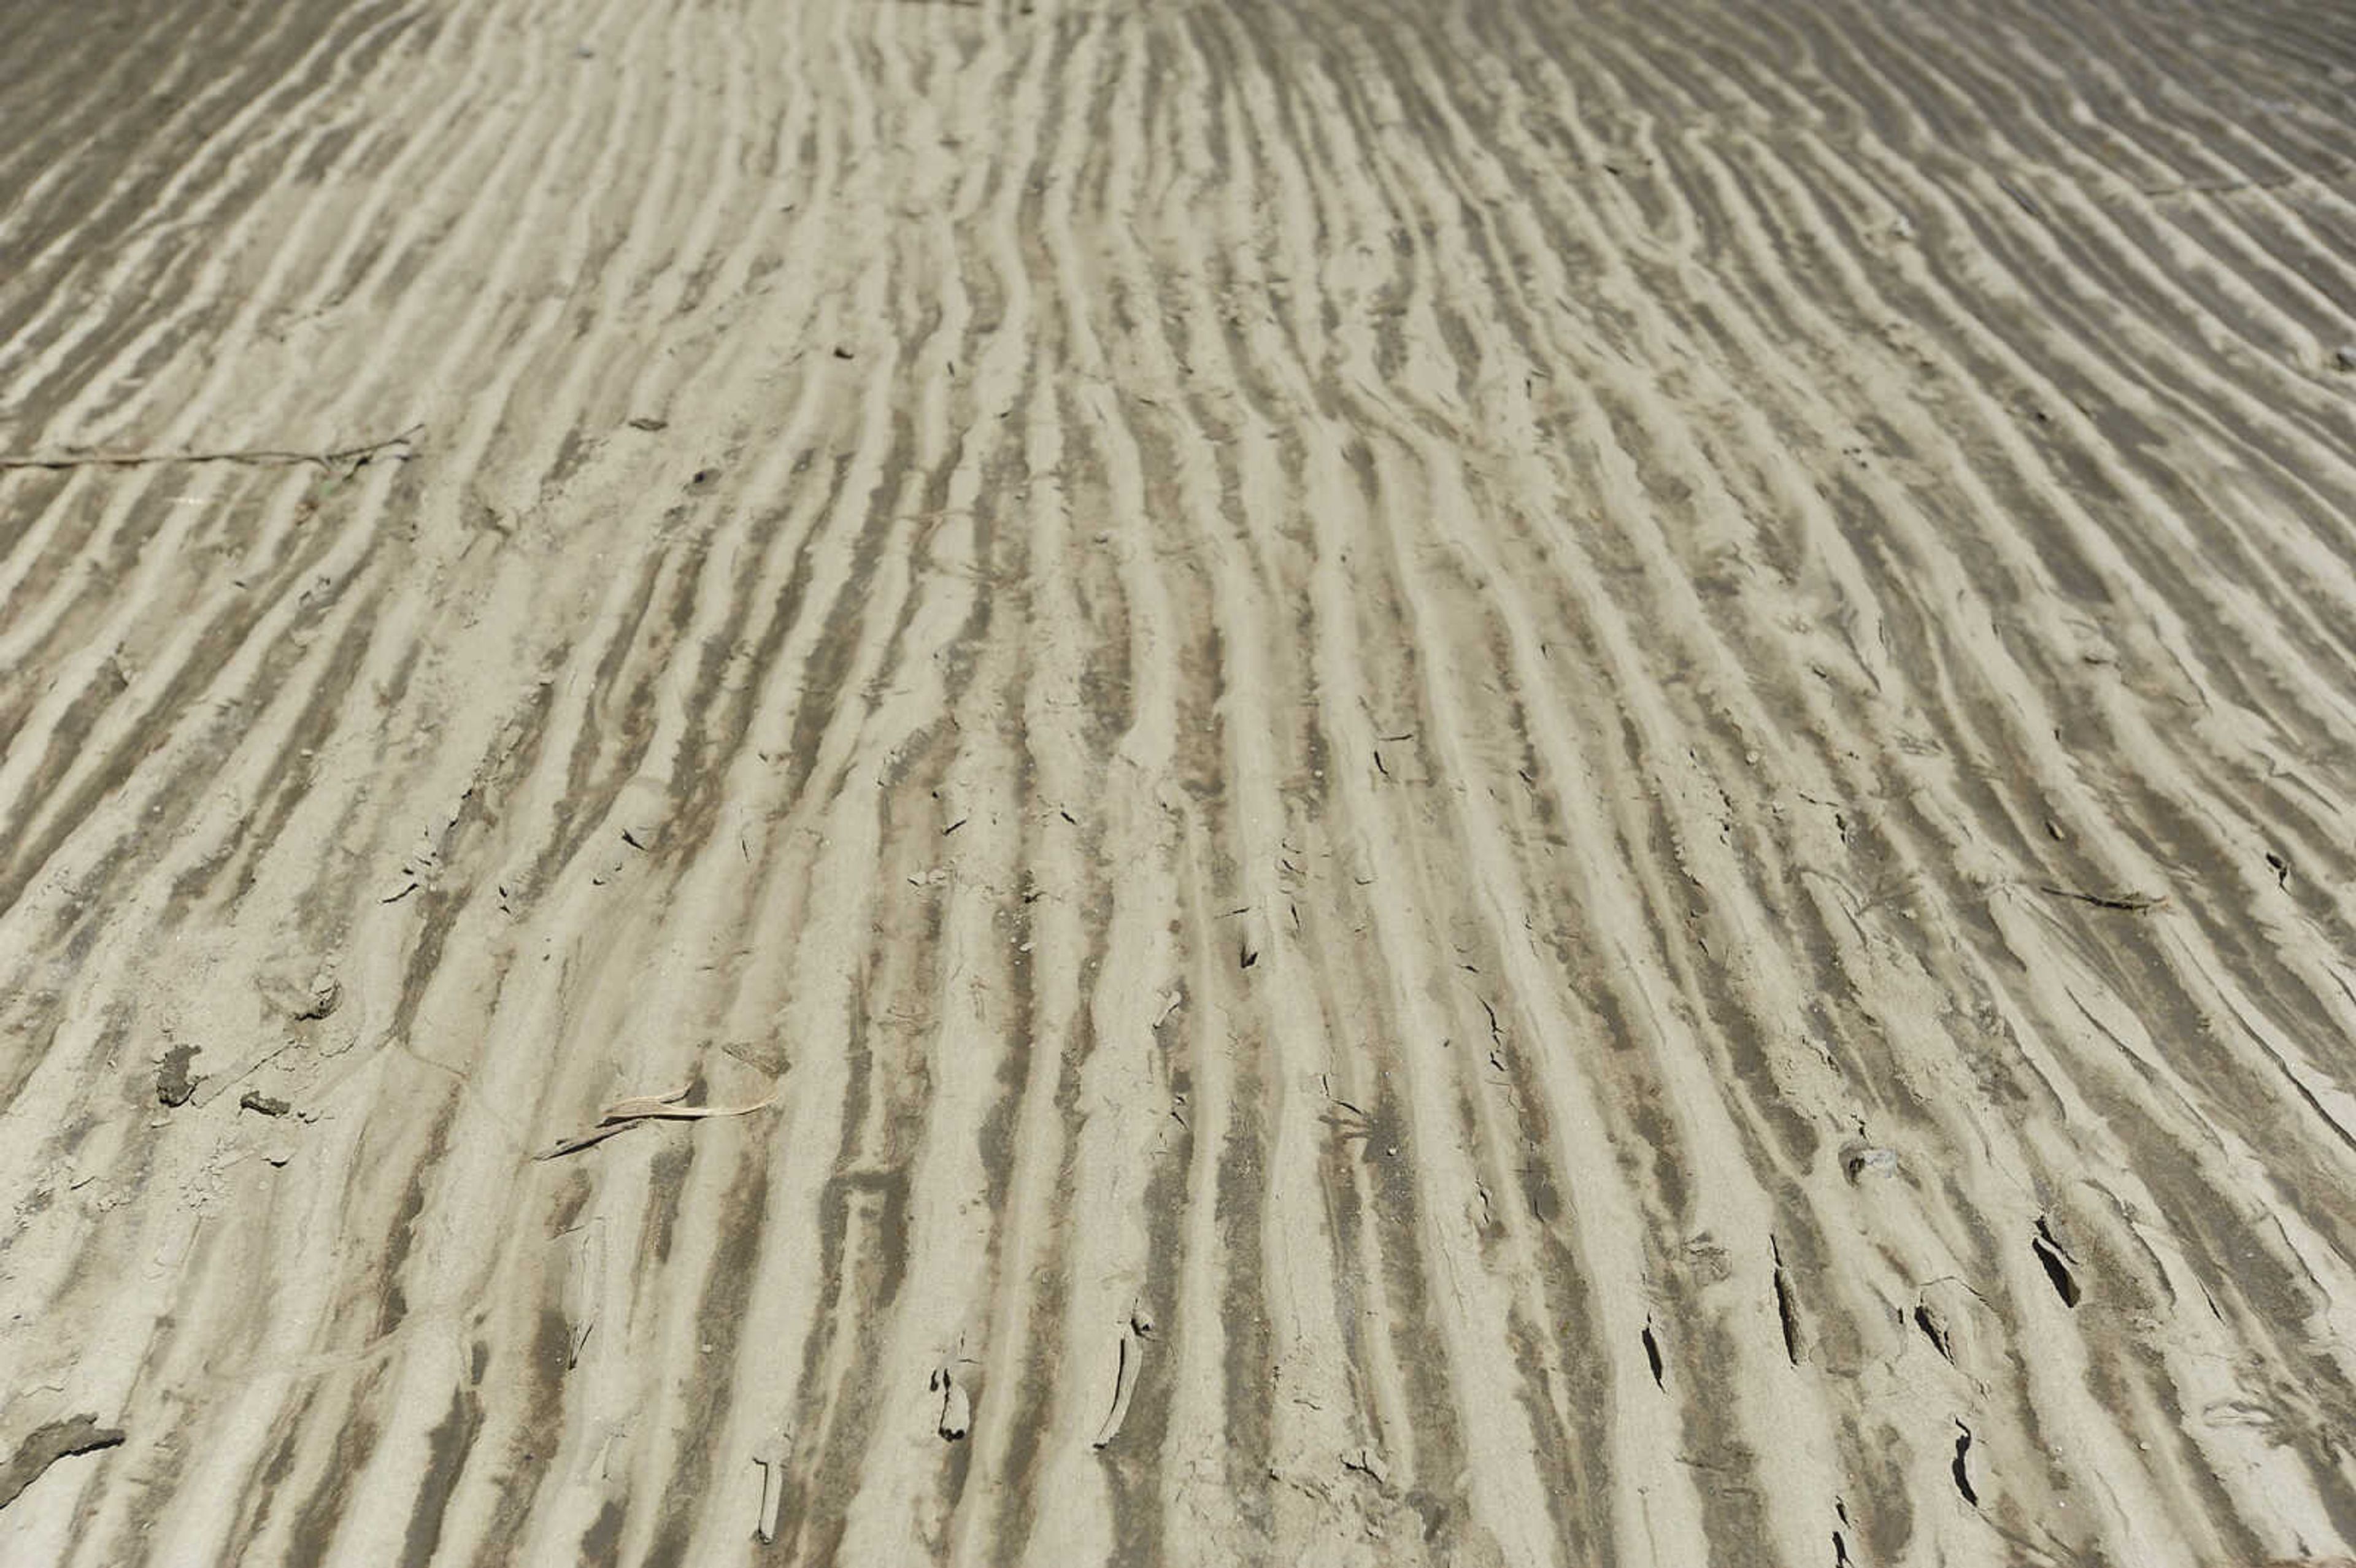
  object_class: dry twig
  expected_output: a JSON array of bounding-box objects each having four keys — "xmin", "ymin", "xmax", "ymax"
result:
[
  {"xmin": 2038, "ymin": 883, "xmax": 2167, "ymax": 913},
  {"xmin": 0, "ymin": 425, "xmax": 421, "ymax": 474},
  {"xmin": 535, "ymin": 1082, "xmax": 776, "ymax": 1161}
]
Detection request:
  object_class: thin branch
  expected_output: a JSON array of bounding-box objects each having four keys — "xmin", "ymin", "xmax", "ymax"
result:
[
  {"xmin": 534, "ymin": 1084, "xmax": 777, "ymax": 1161},
  {"xmin": 0, "ymin": 425, "xmax": 422, "ymax": 474},
  {"xmin": 2038, "ymin": 883, "xmax": 2167, "ymax": 913}
]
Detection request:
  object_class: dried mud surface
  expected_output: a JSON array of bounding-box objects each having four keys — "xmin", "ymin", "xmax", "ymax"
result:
[{"xmin": 4, "ymin": 0, "xmax": 2356, "ymax": 1563}]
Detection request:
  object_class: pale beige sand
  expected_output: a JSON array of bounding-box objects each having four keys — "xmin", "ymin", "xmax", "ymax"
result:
[{"xmin": 4, "ymin": 0, "xmax": 2356, "ymax": 1562}]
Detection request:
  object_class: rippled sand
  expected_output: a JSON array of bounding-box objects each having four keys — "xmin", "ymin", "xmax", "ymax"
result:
[{"xmin": 4, "ymin": 0, "xmax": 2356, "ymax": 1562}]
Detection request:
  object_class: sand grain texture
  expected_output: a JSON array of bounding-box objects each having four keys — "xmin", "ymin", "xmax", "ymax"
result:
[{"xmin": 4, "ymin": 0, "xmax": 2356, "ymax": 1562}]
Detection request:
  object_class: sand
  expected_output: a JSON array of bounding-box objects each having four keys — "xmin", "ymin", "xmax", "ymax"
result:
[{"xmin": 4, "ymin": 0, "xmax": 2356, "ymax": 1562}]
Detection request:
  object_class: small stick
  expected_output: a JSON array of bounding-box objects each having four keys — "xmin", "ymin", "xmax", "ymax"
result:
[
  {"xmin": 534, "ymin": 1086, "xmax": 776, "ymax": 1161},
  {"xmin": 598, "ymin": 1094, "xmax": 775, "ymax": 1123},
  {"xmin": 537, "ymin": 1121, "xmax": 646, "ymax": 1161},
  {"xmin": 191, "ymin": 1039, "xmax": 298, "ymax": 1109},
  {"xmin": 596, "ymin": 1084, "xmax": 696, "ymax": 1120},
  {"xmin": 2038, "ymin": 883, "xmax": 2166, "ymax": 912},
  {"xmin": 0, "ymin": 425, "xmax": 422, "ymax": 474}
]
